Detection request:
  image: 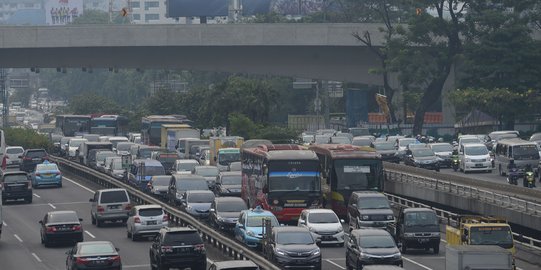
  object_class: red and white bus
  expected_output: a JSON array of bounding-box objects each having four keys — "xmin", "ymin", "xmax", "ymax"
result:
[{"xmin": 241, "ymin": 144, "xmax": 322, "ymax": 223}]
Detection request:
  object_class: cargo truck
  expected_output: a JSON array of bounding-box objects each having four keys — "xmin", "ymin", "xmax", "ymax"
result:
[
  {"xmin": 0, "ymin": 191, "xmax": 2, "ymax": 239},
  {"xmin": 445, "ymin": 245, "xmax": 513, "ymax": 270},
  {"xmin": 209, "ymin": 137, "xmax": 244, "ymax": 171},
  {"xmin": 160, "ymin": 124, "xmax": 200, "ymax": 151}
]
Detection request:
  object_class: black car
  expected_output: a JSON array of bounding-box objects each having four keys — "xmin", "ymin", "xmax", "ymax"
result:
[
  {"xmin": 263, "ymin": 226, "xmax": 321, "ymax": 270},
  {"xmin": 149, "ymin": 227, "xmax": 206, "ymax": 270},
  {"xmin": 209, "ymin": 197, "xmax": 247, "ymax": 232},
  {"xmin": 213, "ymin": 171, "xmax": 242, "ymax": 196},
  {"xmin": 403, "ymin": 148, "xmax": 440, "ymax": 171},
  {"xmin": 371, "ymin": 142, "xmax": 400, "ymax": 163},
  {"xmin": 209, "ymin": 260, "xmax": 259, "ymax": 270},
  {"xmin": 66, "ymin": 241, "xmax": 121, "ymax": 270},
  {"xmin": 346, "ymin": 228, "xmax": 403, "ymax": 269},
  {"xmin": 39, "ymin": 210, "xmax": 83, "ymax": 247},
  {"xmin": 347, "ymin": 191, "xmax": 395, "ymax": 231},
  {"xmin": 1, "ymin": 171, "xmax": 32, "ymax": 203},
  {"xmin": 395, "ymin": 208, "xmax": 440, "ymax": 254},
  {"xmin": 19, "ymin": 149, "xmax": 49, "ymax": 172}
]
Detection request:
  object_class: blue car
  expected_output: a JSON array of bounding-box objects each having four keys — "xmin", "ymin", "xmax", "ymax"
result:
[
  {"xmin": 32, "ymin": 161, "xmax": 62, "ymax": 188},
  {"xmin": 234, "ymin": 206, "xmax": 279, "ymax": 248}
]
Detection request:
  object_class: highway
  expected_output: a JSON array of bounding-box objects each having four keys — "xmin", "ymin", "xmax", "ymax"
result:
[
  {"xmin": 438, "ymin": 166, "xmax": 541, "ymax": 191},
  {"xmin": 2, "ymin": 170, "xmax": 540, "ymax": 270}
]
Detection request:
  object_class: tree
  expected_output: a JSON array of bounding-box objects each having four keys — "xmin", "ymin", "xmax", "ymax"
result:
[
  {"xmin": 5, "ymin": 128, "xmax": 51, "ymax": 150},
  {"xmin": 69, "ymin": 93, "xmax": 120, "ymax": 114}
]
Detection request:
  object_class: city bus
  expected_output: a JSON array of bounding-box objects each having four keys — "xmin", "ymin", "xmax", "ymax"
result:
[
  {"xmin": 90, "ymin": 115, "xmax": 129, "ymax": 136},
  {"xmin": 241, "ymin": 144, "xmax": 322, "ymax": 223},
  {"xmin": 141, "ymin": 115, "xmax": 191, "ymax": 146},
  {"xmin": 309, "ymin": 144, "xmax": 383, "ymax": 218},
  {"xmin": 55, "ymin": 115, "xmax": 91, "ymax": 136}
]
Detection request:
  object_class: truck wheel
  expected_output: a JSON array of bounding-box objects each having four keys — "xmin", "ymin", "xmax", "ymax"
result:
[{"xmin": 433, "ymin": 244, "xmax": 440, "ymax": 254}]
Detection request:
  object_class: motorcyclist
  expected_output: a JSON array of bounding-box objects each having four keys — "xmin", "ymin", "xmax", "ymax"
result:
[
  {"xmin": 524, "ymin": 164, "xmax": 535, "ymax": 187},
  {"xmin": 507, "ymin": 159, "xmax": 519, "ymax": 185}
]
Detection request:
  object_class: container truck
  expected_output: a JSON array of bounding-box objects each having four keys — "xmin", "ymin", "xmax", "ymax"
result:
[
  {"xmin": 160, "ymin": 124, "xmax": 200, "ymax": 151},
  {"xmin": 209, "ymin": 137, "xmax": 244, "ymax": 171},
  {"xmin": 445, "ymin": 245, "xmax": 513, "ymax": 270}
]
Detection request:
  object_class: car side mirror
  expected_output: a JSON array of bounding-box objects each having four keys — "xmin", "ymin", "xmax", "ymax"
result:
[
  {"xmin": 299, "ymin": 220, "xmax": 306, "ymax": 225},
  {"xmin": 238, "ymin": 224, "xmax": 244, "ymax": 229},
  {"xmin": 89, "ymin": 198, "xmax": 94, "ymax": 202},
  {"xmin": 79, "ymin": 218, "xmax": 83, "ymax": 222},
  {"xmin": 340, "ymin": 219, "xmax": 345, "ymax": 224},
  {"xmin": 18, "ymin": 155, "xmax": 22, "ymax": 158},
  {"xmin": 316, "ymin": 239, "xmax": 322, "ymax": 245},
  {"xmin": 39, "ymin": 220, "xmax": 43, "ymax": 224},
  {"xmin": 210, "ymin": 208, "xmax": 215, "ymax": 212},
  {"xmin": 115, "ymin": 248, "xmax": 120, "ymax": 252},
  {"xmin": 351, "ymin": 203, "xmax": 357, "ymax": 208}
]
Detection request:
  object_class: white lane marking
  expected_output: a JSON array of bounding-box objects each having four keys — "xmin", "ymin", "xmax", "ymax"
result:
[
  {"xmin": 5, "ymin": 201, "xmax": 89, "ymax": 207},
  {"xmin": 33, "ymin": 193, "xmax": 41, "ymax": 198},
  {"xmin": 441, "ymin": 239, "xmax": 447, "ymax": 243},
  {"xmin": 403, "ymin": 256, "xmax": 433, "ymax": 270},
  {"xmin": 31, "ymin": 253, "xmax": 42, "ymax": 263},
  {"xmin": 123, "ymin": 265, "xmax": 150, "ymax": 269},
  {"xmin": 64, "ymin": 177, "xmax": 94, "ymax": 193},
  {"xmin": 3, "ymin": 221, "xmax": 6, "ymax": 227},
  {"xmin": 326, "ymin": 259, "xmax": 346, "ymax": 269},
  {"xmin": 85, "ymin": 230, "xmax": 96, "ymax": 239},
  {"xmin": 14, "ymin": 234, "xmax": 23, "ymax": 242},
  {"xmin": 48, "ymin": 203, "xmax": 56, "ymax": 209}
]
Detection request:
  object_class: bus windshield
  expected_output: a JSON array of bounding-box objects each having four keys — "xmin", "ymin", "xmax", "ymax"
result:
[
  {"xmin": 268, "ymin": 171, "xmax": 320, "ymax": 192},
  {"xmin": 91, "ymin": 119, "xmax": 116, "ymax": 127},
  {"xmin": 218, "ymin": 152, "xmax": 240, "ymax": 166},
  {"xmin": 333, "ymin": 159, "xmax": 380, "ymax": 191},
  {"xmin": 470, "ymin": 227, "xmax": 514, "ymax": 249}
]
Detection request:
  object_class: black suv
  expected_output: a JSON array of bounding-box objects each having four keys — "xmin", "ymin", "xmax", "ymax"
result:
[
  {"xmin": 263, "ymin": 226, "xmax": 321, "ymax": 270},
  {"xmin": 347, "ymin": 191, "xmax": 395, "ymax": 231},
  {"xmin": 149, "ymin": 227, "xmax": 206, "ymax": 270},
  {"xmin": 19, "ymin": 149, "xmax": 49, "ymax": 172},
  {"xmin": 395, "ymin": 208, "xmax": 440, "ymax": 254},
  {"xmin": 1, "ymin": 171, "xmax": 32, "ymax": 203}
]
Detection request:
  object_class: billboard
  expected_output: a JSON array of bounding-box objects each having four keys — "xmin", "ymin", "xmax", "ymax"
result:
[
  {"xmin": 345, "ymin": 89, "xmax": 368, "ymax": 128},
  {"xmin": 45, "ymin": 0, "xmax": 84, "ymax": 25},
  {"xmin": 167, "ymin": 0, "xmax": 271, "ymax": 18}
]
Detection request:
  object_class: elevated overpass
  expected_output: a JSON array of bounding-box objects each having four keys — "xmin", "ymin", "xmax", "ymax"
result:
[{"xmin": 0, "ymin": 23, "xmax": 389, "ymax": 84}]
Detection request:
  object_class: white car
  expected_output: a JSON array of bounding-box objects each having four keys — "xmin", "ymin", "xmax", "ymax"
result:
[
  {"xmin": 126, "ymin": 204, "xmax": 168, "ymax": 241},
  {"xmin": 67, "ymin": 138, "xmax": 87, "ymax": 159},
  {"xmin": 298, "ymin": 209, "xmax": 345, "ymax": 246},
  {"xmin": 173, "ymin": 159, "xmax": 199, "ymax": 174},
  {"xmin": 459, "ymin": 143, "xmax": 492, "ymax": 173}
]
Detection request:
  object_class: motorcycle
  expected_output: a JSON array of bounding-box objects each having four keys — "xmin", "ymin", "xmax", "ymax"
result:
[
  {"xmin": 451, "ymin": 157, "xmax": 459, "ymax": 172},
  {"xmin": 524, "ymin": 171, "xmax": 535, "ymax": 188},
  {"xmin": 507, "ymin": 167, "xmax": 519, "ymax": 185}
]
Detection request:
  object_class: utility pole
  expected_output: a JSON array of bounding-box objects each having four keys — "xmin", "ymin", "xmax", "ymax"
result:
[{"xmin": 0, "ymin": 69, "xmax": 8, "ymax": 128}]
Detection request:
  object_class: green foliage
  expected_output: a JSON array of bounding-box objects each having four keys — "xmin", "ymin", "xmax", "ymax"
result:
[
  {"xmin": 227, "ymin": 113, "xmax": 298, "ymax": 143},
  {"xmin": 256, "ymin": 126, "xmax": 298, "ymax": 144},
  {"xmin": 10, "ymin": 88, "xmax": 34, "ymax": 107},
  {"xmin": 228, "ymin": 113, "xmax": 258, "ymax": 139},
  {"xmin": 69, "ymin": 93, "xmax": 120, "ymax": 114},
  {"xmin": 4, "ymin": 128, "xmax": 52, "ymax": 150}
]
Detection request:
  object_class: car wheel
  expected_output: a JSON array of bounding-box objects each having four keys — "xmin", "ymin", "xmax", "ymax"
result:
[
  {"xmin": 26, "ymin": 196, "xmax": 33, "ymax": 204},
  {"xmin": 127, "ymin": 230, "xmax": 132, "ymax": 238},
  {"xmin": 91, "ymin": 214, "xmax": 96, "ymax": 225},
  {"xmin": 131, "ymin": 232, "xmax": 138, "ymax": 241},
  {"xmin": 96, "ymin": 219, "xmax": 103, "ymax": 227},
  {"xmin": 433, "ymin": 244, "xmax": 440, "ymax": 254}
]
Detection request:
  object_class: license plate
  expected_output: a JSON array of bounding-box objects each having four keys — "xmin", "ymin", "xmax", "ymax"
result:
[
  {"xmin": 32, "ymin": 158, "xmax": 41, "ymax": 161},
  {"xmin": 475, "ymin": 163, "xmax": 483, "ymax": 167},
  {"xmin": 418, "ymin": 238, "xmax": 429, "ymax": 243},
  {"xmin": 44, "ymin": 174, "xmax": 53, "ymax": 177},
  {"xmin": 109, "ymin": 205, "xmax": 120, "ymax": 209},
  {"xmin": 57, "ymin": 227, "xmax": 70, "ymax": 231},
  {"xmin": 94, "ymin": 260, "xmax": 106, "ymax": 265},
  {"xmin": 322, "ymin": 236, "xmax": 333, "ymax": 240},
  {"xmin": 147, "ymin": 220, "xmax": 157, "ymax": 225}
]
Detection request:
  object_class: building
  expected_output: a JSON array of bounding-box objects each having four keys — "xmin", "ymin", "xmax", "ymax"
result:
[{"xmin": 0, "ymin": 0, "xmax": 42, "ymax": 24}]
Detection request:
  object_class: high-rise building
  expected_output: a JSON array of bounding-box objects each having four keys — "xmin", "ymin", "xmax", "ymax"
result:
[{"xmin": 0, "ymin": 0, "xmax": 42, "ymax": 24}]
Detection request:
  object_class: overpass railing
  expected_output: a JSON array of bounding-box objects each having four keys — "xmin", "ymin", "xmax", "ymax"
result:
[{"xmin": 50, "ymin": 156, "xmax": 280, "ymax": 270}]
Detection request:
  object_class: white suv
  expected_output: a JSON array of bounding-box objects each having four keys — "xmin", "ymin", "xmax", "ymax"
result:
[
  {"xmin": 126, "ymin": 205, "xmax": 168, "ymax": 241},
  {"xmin": 459, "ymin": 143, "xmax": 492, "ymax": 173}
]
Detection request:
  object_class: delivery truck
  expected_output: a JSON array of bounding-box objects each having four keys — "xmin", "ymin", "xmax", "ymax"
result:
[
  {"xmin": 445, "ymin": 245, "xmax": 513, "ymax": 270},
  {"xmin": 160, "ymin": 124, "xmax": 200, "ymax": 151},
  {"xmin": 209, "ymin": 136, "xmax": 244, "ymax": 171}
]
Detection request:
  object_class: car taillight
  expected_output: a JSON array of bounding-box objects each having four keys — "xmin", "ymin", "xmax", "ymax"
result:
[
  {"xmin": 27, "ymin": 182, "xmax": 32, "ymax": 189},
  {"xmin": 35, "ymin": 173, "xmax": 41, "ymax": 177},
  {"xmin": 194, "ymin": 244, "xmax": 205, "ymax": 252},
  {"xmin": 162, "ymin": 215, "xmax": 169, "ymax": 222},
  {"xmin": 109, "ymin": 255, "xmax": 121, "ymax": 263},
  {"xmin": 134, "ymin": 217, "xmax": 141, "ymax": 223},
  {"xmin": 97, "ymin": 206, "xmax": 105, "ymax": 213},
  {"xmin": 23, "ymin": 157, "xmax": 32, "ymax": 161},
  {"xmin": 56, "ymin": 171, "xmax": 61, "ymax": 175},
  {"xmin": 76, "ymin": 257, "xmax": 90, "ymax": 265},
  {"xmin": 161, "ymin": 246, "xmax": 173, "ymax": 253},
  {"xmin": 125, "ymin": 204, "xmax": 132, "ymax": 210},
  {"xmin": 46, "ymin": 226, "xmax": 57, "ymax": 232},
  {"xmin": 72, "ymin": 225, "xmax": 82, "ymax": 231}
]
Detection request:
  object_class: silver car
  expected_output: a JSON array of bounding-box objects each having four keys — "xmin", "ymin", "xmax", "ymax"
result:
[
  {"xmin": 182, "ymin": 190, "xmax": 215, "ymax": 219},
  {"xmin": 126, "ymin": 205, "xmax": 168, "ymax": 241},
  {"xmin": 148, "ymin": 175, "xmax": 170, "ymax": 199},
  {"xmin": 4, "ymin": 146, "xmax": 24, "ymax": 167},
  {"xmin": 192, "ymin": 165, "xmax": 219, "ymax": 187},
  {"xmin": 90, "ymin": 188, "xmax": 131, "ymax": 227}
]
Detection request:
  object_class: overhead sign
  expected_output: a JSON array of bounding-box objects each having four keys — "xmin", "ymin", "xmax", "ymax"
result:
[
  {"xmin": 45, "ymin": 0, "xmax": 83, "ymax": 26},
  {"xmin": 167, "ymin": 0, "xmax": 271, "ymax": 18}
]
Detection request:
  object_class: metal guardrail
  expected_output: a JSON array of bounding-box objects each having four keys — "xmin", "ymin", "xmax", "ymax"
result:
[
  {"xmin": 385, "ymin": 169, "xmax": 541, "ymax": 216},
  {"xmin": 50, "ymin": 156, "xmax": 280, "ymax": 270},
  {"xmin": 384, "ymin": 192, "xmax": 541, "ymax": 252}
]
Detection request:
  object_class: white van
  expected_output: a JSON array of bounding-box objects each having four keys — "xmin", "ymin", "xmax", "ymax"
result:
[
  {"xmin": 459, "ymin": 143, "xmax": 492, "ymax": 173},
  {"xmin": 495, "ymin": 138, "xmax": 540, "ymax": 176}
]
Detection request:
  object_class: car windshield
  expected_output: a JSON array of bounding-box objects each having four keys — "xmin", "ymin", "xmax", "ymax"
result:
[
  {"xmin": 269, "ymin": 172, "xmax": 320, "ymax": 192},
  {"xmin": 334, "ymin": 160, "xmax": 380, "ymax": 191},
  {"xmin": 412, "ymin": 149, "xmax": 435, "ymax": 157},
  {"xmin": 217, "ymin": 201, "xmax": 246, "ymax": 212},
  {"xmin": 139, "ymin": 148, "xmax": 158, "ymax": 158},
  {"xmin": 399, "ymin": 139, "xmax": 417, "ymax": 147},
  {"xmin": 110, "ymin": 159, "xmax": 123, "ymax": 169},
  {"xmin": 353, "ymin": 139, "xmax": 372, "ymax": 147},
  {"xmin": 246, "ymin": 215, "xmax": 279, "ymax": 227},
  {"xmin": 276, "ymin": 232, "xmax": 314, "ymax": 245},
  {"xmin": 331, "ymin": 137, "xmax": 351, "ymax": 144},
  {"xmin": 177, "ymin": 180, "xmax": 209, "ymax": 191},
  {"xmin": 187, "ymin": 192, "xmax": 215, "ymax": 203},
  {"xmin": 196, "ymin": 167, "xmax": 219, "ymax": 177},
  {"xmin": 404, "ymin": 212, "xmax": 439, "ymax": 226},
  {"xmin": 177, "ymin": 162, "xmax": 198, "ymax": 171},
  {"xmin": 139, "ymin": 208, "xmax": 163, "ymax": 217},
  {"xmin": 513, "ymin": 145, "xmax": 540, "ymax": 160},
  {"xmin": 470, "ymin": 227, "xmax": 514, "ymax": 248},
  {"xmin": 48, "ymin": 212, "xmax": 79, "ymax": 223},
  {"xmin": 36, "ymin": 164, "xmax": 58, "ymax": 171},
  {"xmin": 461, "ymin": 138, "xmax": 481, "ymax": 144},
  {"xmin": 464, "ymin": 146, "xmax": 488, "ymax": 155},
  {"xmin": 219, "ymin": 152, "xmax": 241, "ymax": 166},
  {"xmin": 357, "ymin": 197, "xmax": 390, "ymax": 209},
  {"xmin": 431, "ymin": 144, "xmax": 453, "ymax": 152},
  {"xmin": 27, "ymin": 151, "xmax": 46, "ymax": 158},
  {"xmin": 152, "ymin": 177, "xmax": 170, "ymax": 186},
  {"xmin": 163, "ymin": 231, "xmax": 202, "ymax": 245},
  {"xmin": 6, "ymin": 148, "xmax": 23, "ymax": 154},
  {"xmin": 373, "ymin": 143, "xmax": 395, "ymax": 150},
  {"xmin": 97, "ymin": 151, "xmax": 116, "ymax": 161},
  {"xmin": 144, "ymin": 166, "xmax": 166, "ymax": 176},
  {"xmin": 3, "ymin": 174, "xmax": 28, "ymax": 183},
  {"xmin": 358, "ymin": 235, "xmax": 396, "ymax": 248},
  {"xmin": 69, "ymin": 140, "xmax": 85, "ymax": 147},
  {"xmin": 308, "ymin": 212, "xmax": 339, "ymax": 223},
  {"xmin": 116, "ymin": 143, "xmax": 133, "ymax": 151},
  {"xmin": 79, "ymin": 243, "xmax": 115, "ymax": 255},
  {"xmin": 222, "ymin": 175, "xmax": 241, "ymax": 185},
  {"xmin": 100, "ymin": 190, "xmax": 128, "ymax": 203}
]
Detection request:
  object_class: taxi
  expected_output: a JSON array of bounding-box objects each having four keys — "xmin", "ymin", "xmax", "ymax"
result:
[
  {"xmin": 32, "ymin": 160, "xmax": 62, "ymax": 188},
  {"xmin": 234, "ymin": 206, "xmax": 279, "ymax": 248}
]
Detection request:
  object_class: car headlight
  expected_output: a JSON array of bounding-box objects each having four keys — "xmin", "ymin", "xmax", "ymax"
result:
[
  {"xmin": 337, "ymin": 226, "xmax": 343, "ymax": 232},
  {"xmin": 361, "ymin": 215, "xmax": 370, "ymax": 221},
  {"xmin": 311, "ymin": 248, "xmax": 321, "ymax": 256},
  {"xmin": 404, "ymin": 233, "xmax": 415, "ymax": 237},
  {"xmin": 360, "ymin": 252, "xmax": 371, "ymax": 258},
  {"xmin": 392, "ymin": 252, "xmax": 402, "ymax": 259},
  {"xmin": 430, "ymin": 232, "xmax": 440, "ymax": 237},
  {"xmin": 387, "ymin": 215, "xmax": 394, "ymax": 220},
  {"xmin": 217, "ymin": 217, "xmax": 224, "ymax": 222},
  {"xmin": 246, "ymin": 230, "xmax": 256, "ymax": 237},
  {"xmin": 465, "ymin": 158, "xmax": 471, "ymax": 162},
  {"xmin": 186, "ymin": 206, "xmax": 192, "ymax": 211},
  {"xmin": 275, "ymin": 248, "xmax": 286, "ymax": 256}
]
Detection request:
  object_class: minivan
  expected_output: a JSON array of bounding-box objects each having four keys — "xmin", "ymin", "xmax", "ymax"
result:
[
  {"xmin": 127, "ymin": 159, "xmax": 165, "ymax": 191},
  {"xmin": 459, "ymin": 143, "xmax": 492, "ymax": 173},
  {"xmin": 495, "ymin": 138, "xmax": 540, "ymax": 176},
  {"xmin": 90, "ymin": 188, "xmax": 131, "ymax": 227},
  {"xmin": 167, "ymin": 174, "xmax": 209, "ymax": 206},
  {"xmin": 347, "ymin": 191, "xmax": 395, "ymax": 231}
]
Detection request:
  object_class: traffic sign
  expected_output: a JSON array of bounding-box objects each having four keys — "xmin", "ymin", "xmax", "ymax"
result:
[{"xmin": 121, "ymin": 8, "xmax": 128, "ymax": 17}]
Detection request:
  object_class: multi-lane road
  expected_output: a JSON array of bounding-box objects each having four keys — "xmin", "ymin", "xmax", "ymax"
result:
[{"xmin": 2, "ymin": 170, "xmax": 540, "ymax": 270}]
